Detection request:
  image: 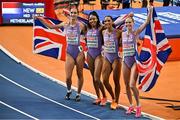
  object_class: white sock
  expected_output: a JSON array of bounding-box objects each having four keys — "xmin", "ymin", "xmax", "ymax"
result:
[
  {"xmin": 67, "ymin": 89, "xmax": 71, "ymax": 93},
  {"xmin": 130, "ymin": 104, "xmax": 133, "ymax": 107},
  {"xmin": 137, "ymin": 104, "xmax": 141, "ymax": 107}
]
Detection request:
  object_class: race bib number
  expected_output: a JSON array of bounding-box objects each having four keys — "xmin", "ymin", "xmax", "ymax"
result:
[{"xmin": 104, "ymin": 40, "xmax": 116, "ymax": 53}]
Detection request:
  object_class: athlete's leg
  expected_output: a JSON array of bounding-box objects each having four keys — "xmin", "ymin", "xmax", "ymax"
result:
[
  {"xmin": 102, "ymin": 58, "xmax": 114, "ymax": 100},
  {"xmin": 112, "ymin": 59, "xmax": 121, "ymax": 103},
  {"xmin": 76, "ymin": 51, "xmax": 85, "ymax": 95},
  {"xmin": 129, "ymin": 63, "xmax": 139, "ymax": 106},
  {"xmin": 94, "ymin": 55, "xmax": 106, "ymax": 98},
  {"xmin": 129, "ymin": 63, "xmax": 141, "ymax": 117},
  {"xmin": 87, "ymin": 54, "xmax": 100, "ymax": 99},
  {"xmin": 65, "ymin": 53, "xmax": 75, "ymax": 99},
  {"xmin": 65, "ymin": 53, "xmax": 75, "ymax": 91},
  {"xmin": 122, "ymin": 61, "xmax": 132, "ymax": 105}
]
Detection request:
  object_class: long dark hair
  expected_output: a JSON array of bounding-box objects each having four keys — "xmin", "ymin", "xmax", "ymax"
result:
[
  {"xmin": 87, "ymin": 11, "xmax": 101, "ymax": 29},
  {"xmin": 104, "ymin": 15, "xmax": 115, "ymax": 28}
]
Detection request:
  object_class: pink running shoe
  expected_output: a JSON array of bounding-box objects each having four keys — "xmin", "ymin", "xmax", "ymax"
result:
[
  {"xmin": 93, "ymin": 98, "xmax": 101, "ymax": 105},
  {"xmin": 135, "ymin": 106, "xmax": 142, "ymax": 118},
  {"xmin": 100, "ymin": 97, "xmax": 107, "ymax": 106},
  {"xmin": 126, "ymin": 106, "xmax": 134, "ymax": 114}
]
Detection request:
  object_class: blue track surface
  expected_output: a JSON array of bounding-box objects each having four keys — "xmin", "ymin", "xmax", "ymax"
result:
[{"xmin": 0, "ymin": 50, "xmax": 151, "ymax": 119}]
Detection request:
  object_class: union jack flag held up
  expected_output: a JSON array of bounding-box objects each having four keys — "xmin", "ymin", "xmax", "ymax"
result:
[
  {"xmin": 33, "ymin": 18, "xmax": 66, "ymax": 60},
  {"xmin": 33, "ymin": 17, "xmax": 88, "ymax": 68},
  {"xmin": 136, "ymin": 8, "xmax": 172, "ymax": 92}
]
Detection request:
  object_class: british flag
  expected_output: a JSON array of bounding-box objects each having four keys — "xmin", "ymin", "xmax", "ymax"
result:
[
  {"xmin": 33, "ymin": 18, "xmax": 66, "ymax": 60},
  {"xmin": 33, "ymin": 17, "xmax": 89, "ymax": 68},
  {"xmin": 136, "ymin": 8, "xmax": 172, "ymax": 92},
  {"xmin": 114, "ymin": 13, "xmax": 129, "ymax": 31}
]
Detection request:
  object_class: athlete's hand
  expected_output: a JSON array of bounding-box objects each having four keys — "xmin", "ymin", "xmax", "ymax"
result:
[
  {"xmin": 128, "ymin": 12, "xmax": 134, "ymax": 17},
  {"xmin": 33, "ymin": 16, "xmax": 44, "ymax": 20},
  {"xmin": 147, "ymin": 5, "xmax": 153, "ymax": 12}
]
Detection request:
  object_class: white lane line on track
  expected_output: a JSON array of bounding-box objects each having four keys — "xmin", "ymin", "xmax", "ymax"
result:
[
  {"xmin": 0, "ymin": 74, "xmax": 100, "ymax": 120},
  {"xmin": 0, "ymin": 45, "xmax": 164, "ymax": 120},
  {"xmin": 0, "ymin": 100, "xmax": 39, "ymax": 120}
]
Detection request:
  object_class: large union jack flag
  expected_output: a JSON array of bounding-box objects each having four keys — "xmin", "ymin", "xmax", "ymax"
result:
[
  {"xmin": 33, "ymin": 18, "xmax": 67, "ymax": 60},
  {"xmin": 33, "ymin": 17, "xmax": 88, "ymax": 68},
  {"xmin": 136, "ymin": 8, "xmax": 172, "ymax": 92}
]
